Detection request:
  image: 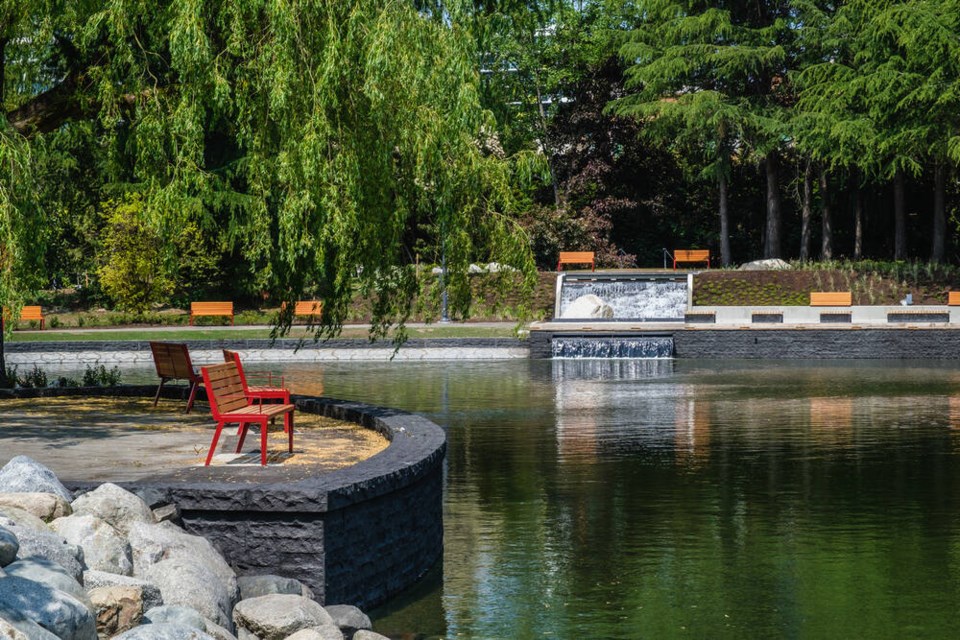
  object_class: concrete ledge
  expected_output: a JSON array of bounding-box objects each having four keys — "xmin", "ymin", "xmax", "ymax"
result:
[
  {"xmin": 6, "ymin": 337, "xmax": 527, "ymax": 365},
  {"xmin": 5, "ymin": 385, "xmax": 446, "ymax": 609}
]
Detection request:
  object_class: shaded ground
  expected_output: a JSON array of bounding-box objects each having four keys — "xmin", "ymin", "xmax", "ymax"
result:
[{"xmin": 0, "ymin": 397, "xmax": 389, "ymax": 483}]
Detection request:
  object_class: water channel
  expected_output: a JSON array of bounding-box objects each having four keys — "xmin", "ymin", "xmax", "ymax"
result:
[{"xmin": 84, "ymin": 358, "xmax": 960, "ymax": 638}]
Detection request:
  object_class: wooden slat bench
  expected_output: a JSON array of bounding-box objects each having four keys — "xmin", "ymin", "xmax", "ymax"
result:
[
  {"xmin": 293, "ymin": 300, "xmax": 323, "ymax": 321},
  {"xmin": 948, "ymin": 291, "xmax": 960, "ymax": 306},
  {"xmin": 809, "ymin": 291, "xmax": 852, "ymax": 306},
  {"xmin": 149, "ymin": 342, "xmax": 203, "ymax": 412},
  {"xmin": 201, "ymin": 360, "xmax": 295, "ymax": 466},
  {"xmin": 673, "ymin": 249, "xmax": 710, "ymax": 269},
  {"xmin": 19, "ymin": 306, "xmax": 44, "ymax": 330},
  {"xmin": 557, "ymin": 251, "xmax": 595, "ymax": 271},
  {"xmin": 190, "ymin": 301, "xmax": 234, "ymax": 325}
]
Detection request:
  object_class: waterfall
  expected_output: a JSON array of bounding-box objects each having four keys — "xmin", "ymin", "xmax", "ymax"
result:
[
  {"xmin": 558, "ymin": 277, "xmax": 687, "ymax": 320},
  {"xmin": 552, "ymin": 336, "xmax": 674, "ymax": 359}
]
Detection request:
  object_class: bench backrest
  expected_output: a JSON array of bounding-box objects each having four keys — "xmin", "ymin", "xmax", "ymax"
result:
[
  {"xmin": 293, "ymin": 300, "xmax": 323, "ymax": 316},
  {"xmin": 558, "ymin": 251, "xmax": 595, "ymax": 264},
  {"xmin": 20, "ymin": 306, "xmax": 43, "ymax": 321},
  {"xmin": 191, "ymin": 301, "xmax": 233, "ymax": 316},
  {"xmin": 202, "ymin": 361, "xmax": 250, "ymax": 417},
  {"xmin": 949, "ymin": 291, "xmax": 960, "ymax": 306},
  {"xmin": 810, "ymin": 291, "xmax": 852, "ymax": 306},
  {"xmin": 222, "ymin": 349, "xmax": 252, "ymax": 394},
  {"xmin": 150, "ymin": 342, "xmax": 198, "ymax": 381},
  {"xmin": 674, "ymin": 249, "xmax": 710, "ymax": 262}
]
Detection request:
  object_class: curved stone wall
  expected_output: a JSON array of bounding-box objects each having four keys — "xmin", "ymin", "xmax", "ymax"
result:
[{"xmin": 2, "ymin": 385, "xmax": 446, "ymax": 609}]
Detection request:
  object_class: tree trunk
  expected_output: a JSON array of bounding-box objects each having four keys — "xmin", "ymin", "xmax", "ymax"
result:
[
  {"xmin": 932, "ymin": 163, "xmax": 946, "ymax": 263},
  {"xmin": 0, "ymin": 317, "xmax": 7, "ymax": 388},
  {"xmin": 853, "ymin": 179, "xmax": 863, "ymax": 260},
  {"xmin": 0, "ymin": 37, "xmax": 7, "ymax": 107},
  {"xmin": 800, "ymin": 160, "xmax": 813, "ymax": 261},
  {"xmin": 764, "ymin": 153, "xmax": 782, "ymax": 258},
  {"xmin": 719, "ymin": 174, "xmax": 731, "ymax": 267},
  {"xmin": 820, "ymin": 169, "xmax": 832, "ymax": 260},
  {"xmin": 894, "ymin": 168, "xmax": 907, "ymax": 260}
]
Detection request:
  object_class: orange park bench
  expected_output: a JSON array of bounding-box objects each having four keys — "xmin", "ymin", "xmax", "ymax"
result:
[
  {"xmin": 149, "ymin": 342, "xmax": 203, "ymax": 412},
  {"xmin": 17, "ymin": 306, "xmax": 45, "ymax": 330},
  {"xmin": 223, "ymin": 350, "xmax": 290, "ymax": 404},
  {"xmin": 190, "ymin": 301, "xmax": 234, "ymax": 325},
  {"xmin": 810, "ymin": 291, "xmax": 852, "ymax": 306},
  {"xmin": 294, "ymin": 300, "xmax": 323, "ymax": 321},
  {"xmin": 557, "ymin": 251, "xmax": 595, "ymax": 271},
  {"xmin": 673, "ymin": 249, "xmax": 710, "ymax": 270},
  {"xmin": 201, "ymin": 360, "xmax": 295, "ymax": 466},
  {"xmin": 949, "ymin": 292, "xmax": 960, "ymax": 306}
]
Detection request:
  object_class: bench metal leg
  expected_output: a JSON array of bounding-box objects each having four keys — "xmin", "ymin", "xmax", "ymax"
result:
[
  {"xmin": 260, "ymin": 418, "xmax": 268, "ymax": 466},
  {"xmin": 185, "ymin": 381, "xmax": 200, "ymax": 413},
  {"xmin": 205, "ymin": 421, "xmax": 227, "ymax": 466},
  {"xmin": 153, "ymin": 379, "xmax": 167, "ymax": 406}
]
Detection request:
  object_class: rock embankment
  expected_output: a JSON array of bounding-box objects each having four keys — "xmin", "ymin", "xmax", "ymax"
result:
[{"xmin": 0, "ymin": 456, "xmax": 388, "ymax": 640}]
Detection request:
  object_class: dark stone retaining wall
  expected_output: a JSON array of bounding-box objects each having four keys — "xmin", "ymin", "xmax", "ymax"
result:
[
  {"xmin": 531, "ymin": 327, "xmax": 960, "ymax": 359},
  {"xmin": 673, "ymin": 327, "xmax": 960, "ymax": 359},
  {"xmin": 8, "ymin": 385, "xmax": 446, "ymax": 610}
]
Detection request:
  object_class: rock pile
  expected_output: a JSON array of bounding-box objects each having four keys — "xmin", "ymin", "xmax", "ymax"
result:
[{"xmin": 0, "ymin": 456, "xmax": 387, "ymax": 640}]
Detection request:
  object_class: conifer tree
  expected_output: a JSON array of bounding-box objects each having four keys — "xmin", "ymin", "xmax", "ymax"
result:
[{"xmin": 615, "ymin": 0, "xmax": 794, "ymax": 261}]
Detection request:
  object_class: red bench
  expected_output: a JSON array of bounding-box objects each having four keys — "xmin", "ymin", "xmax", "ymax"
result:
[{"xmin": 201, "ymin": 360, "xmax": 295, "ymax": 466}]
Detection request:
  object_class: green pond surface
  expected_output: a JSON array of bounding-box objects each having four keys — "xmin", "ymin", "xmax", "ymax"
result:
[{"xmin": 110, "ymin": 358, "xmax": 960, "ymax": 639}]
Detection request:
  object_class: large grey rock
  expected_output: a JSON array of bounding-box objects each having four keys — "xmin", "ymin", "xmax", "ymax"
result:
[
  {"xmin": 3, "ymin": 557, "xmax": 93, "ymax": 610},
  {"xmin": 144, "ymin": 605, "xmax": 207, "ymax": 630},
  {"xmin": 111, "ymin": 622, "xmax": 217, "ymax": 639},
  {"xmin": 560, "ymin": 294, "xmax": 614, "ymax": 319},
  {"xmin": 238, "ymin": 575, "xmax": 312, "ymax": 601},
  {"xmin": 0, "ymin": 457, "xmax": 72, "ymax": 502},
  {"xmin": 143, "ymin": 557, "xmax": 234, "ymax": 631},
  {"xmin": 83, "ymin": 569, "xmax": 164, "ymax": 611},
  {"xmin": 325, "ymin": 605, "xmax": 371, "ymax": 635},
  {"xmin": 233, "ymin": 594, "xmax": 335, "ymax": 640},
  {"xmin": 0, "ymin": 575, "xmax": 97, "ymax": 639},
  {"xmin": 0, "ymin": 492, "xmax": 72, "ymax": 522},
  {"xmin": 89, "ymin": 585, "xmax": 144, "ymax": 637},
  {"xmin": 0, "ymin": 505, "xmax": 51, "ymax": 531},
  {"xmin": 51, "ymin": 513, "xmax": 133, "ymax": 575},
  {"xmin": 70, "ymin": 483, "xmax": 155, "ymax": 535},
  {"xmin": 352, "ymin": 632, "xmax": 390, "ymax": 640},
  {"xmin": 1, "ymin": 515, "xmax": 85, "ymax": 581},
  {"xmin": 128, "ymin": 521, "xmax": 237, "ymax": 602},
  {"xmin": 739, "ymin": 258, "xmax": 792, "ymax": 271},
  {"xmin": 0, "ymin": 608, "xmax": 61, "ymax": 640},
  {"xmin": 203, "ymin": 620, "xmax": 239, "ymax": 640},
  {"xmin": 285, "ymin": 626, "xmax": 344, "ymax": 640},
  {"xmin": 0, "ymin": 523, "xmax": 17, "ymax": 567}
]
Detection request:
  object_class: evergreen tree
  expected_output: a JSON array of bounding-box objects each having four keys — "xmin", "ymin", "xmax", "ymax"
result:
[{"xmin": 615, "ymin": 0, "xmax": 793, "ymax": 261}]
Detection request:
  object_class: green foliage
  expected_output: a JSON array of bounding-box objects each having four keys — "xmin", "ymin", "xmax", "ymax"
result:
[
  {"xmin": 96, "ymin": 195, "xmax": 174, "ymax": 312},
  {"xmin": 82, "ymin": 364, "xmax": 122, "ymax": 387},
  {"xmin": 17, "ymin": 365, "xmax": 48, "ymax": 388}
]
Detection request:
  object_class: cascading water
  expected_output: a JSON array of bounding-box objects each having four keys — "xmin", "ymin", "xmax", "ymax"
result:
[
  {"xmin": 551, "ymin": 273, "xmax": 687, "ymax": 358},
  {"xmin": 552, "ymin": 336, "xmax": 674, "ymax": 359},
  {"xmin": 558, "ymin": 276, "xmax": 687, "ymax": 320}
]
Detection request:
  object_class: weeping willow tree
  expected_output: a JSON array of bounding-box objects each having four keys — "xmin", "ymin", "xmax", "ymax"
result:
[{"xmin": 1, "ymin": 0, "xmax": 539, "ymax": 352}]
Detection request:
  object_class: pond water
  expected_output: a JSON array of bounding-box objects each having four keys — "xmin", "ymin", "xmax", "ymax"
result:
[{"xmin": 110, "ymin": 358, "xmax": 960, "ymax": 638}]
